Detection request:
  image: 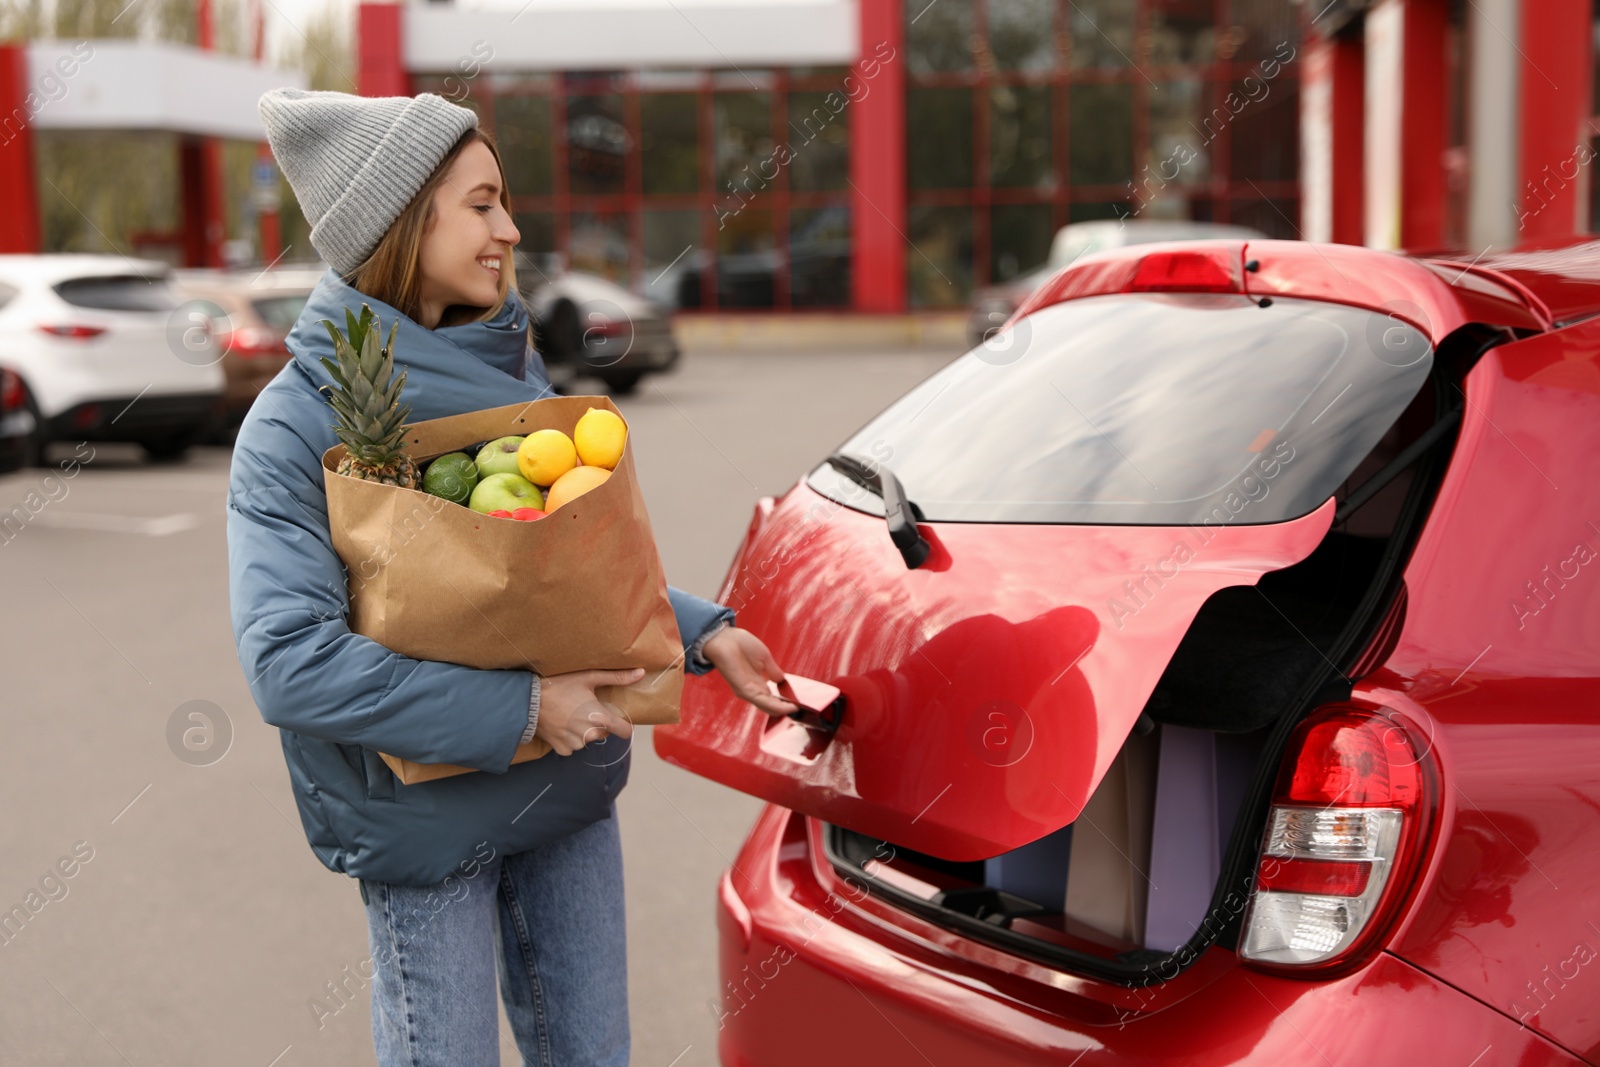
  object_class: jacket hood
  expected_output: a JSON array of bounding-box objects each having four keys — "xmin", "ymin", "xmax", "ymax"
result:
[{"xmin": 287, "ymin": 269, "xmax": 554, "ymax": 423}]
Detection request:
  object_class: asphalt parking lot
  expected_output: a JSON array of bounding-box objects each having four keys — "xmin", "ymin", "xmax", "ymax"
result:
[{"xmin": 0, "ymin": 345, "xmax": 957, "ymax": 1066}]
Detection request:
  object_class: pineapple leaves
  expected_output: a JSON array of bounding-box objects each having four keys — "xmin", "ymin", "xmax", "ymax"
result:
[{"xmin": 317, "ymin": 303, "xmax": 414, "ymax": 473}]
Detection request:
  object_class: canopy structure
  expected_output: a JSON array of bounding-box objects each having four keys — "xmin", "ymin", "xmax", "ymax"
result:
[
  {"xmin": 0, "ymin": 40, "xmax": 306, "ymax": 263},
  {"xmin": 402, "ymin": 0, "xmax": 856, "ymax": 72}
]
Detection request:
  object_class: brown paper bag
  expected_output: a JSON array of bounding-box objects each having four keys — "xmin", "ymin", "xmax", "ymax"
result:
[{"xmin": 320, "ymin": 395, "xmax": 684, "ymax": 785}]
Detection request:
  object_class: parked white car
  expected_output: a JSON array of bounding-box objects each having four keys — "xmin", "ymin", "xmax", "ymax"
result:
[{"xmin": 0, "ymin": 255, "xmax": 227, "ymax": 464}]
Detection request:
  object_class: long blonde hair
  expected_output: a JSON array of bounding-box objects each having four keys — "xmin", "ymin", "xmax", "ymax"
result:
[{"xmin": 345, "ymin": 128, "xmax": 519, "ymax": 328}]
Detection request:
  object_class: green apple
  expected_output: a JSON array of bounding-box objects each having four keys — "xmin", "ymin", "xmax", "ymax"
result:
[
  {"xmin": 469, "ymin": 472, "xmax": 544, "ymax": 514},
  {"xmin": 475, "ymin": 435, "xmax": 526, "ymax": 478},
  {"xmin": 421, "ymin": 452, "xmax": 479, "ymax": 505}
]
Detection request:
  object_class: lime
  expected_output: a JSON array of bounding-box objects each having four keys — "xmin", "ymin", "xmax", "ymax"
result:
[{"xmin": 422, "ymin": 452, "xmax": 480, "ymax": 505}]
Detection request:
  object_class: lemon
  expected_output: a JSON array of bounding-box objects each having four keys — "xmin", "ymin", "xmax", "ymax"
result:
[
  {"xmin": 573, "ymin": 407, "xmax": 627, "ymax": 470},
  {"xmin": 516, "ymin": 429, "xmax": 578, "ymax": 486},
  {"xmin": 544, "ymin": 465, "xmax": 611, "ymax": 511}
]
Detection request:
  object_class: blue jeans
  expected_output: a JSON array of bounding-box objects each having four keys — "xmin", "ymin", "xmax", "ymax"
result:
[{"xmin": 357, "ymin": 808, "xmax": 628, "ymax": 1066}]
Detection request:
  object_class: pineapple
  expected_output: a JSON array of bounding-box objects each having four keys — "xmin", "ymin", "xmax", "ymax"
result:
[{"xmin": 318, "ymin": 304, "xmax": 420, "ymax": 489}]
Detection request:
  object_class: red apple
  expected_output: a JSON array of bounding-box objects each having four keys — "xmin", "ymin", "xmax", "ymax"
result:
[
  {"xmin": 511, "ymin": 508, "xmax": 546, "ymax": 522},
  {"xmin": 487, "ymin": 509, "xmax": 514, "ymax": 518}
]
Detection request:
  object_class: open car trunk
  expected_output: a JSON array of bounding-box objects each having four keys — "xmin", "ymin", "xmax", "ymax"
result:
[
  {"xmin": 656, "ymin": 288, "xmax": 1468, "ymax": 980},
  {"xmin": 657, "ymin": 489, "xmax": 1335, "ymax": 859}
]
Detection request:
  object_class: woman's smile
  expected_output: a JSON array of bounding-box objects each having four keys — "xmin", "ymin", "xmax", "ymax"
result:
[{"xmin": 414, "ymin": 139, "xmax": 521, "ymax": 328}]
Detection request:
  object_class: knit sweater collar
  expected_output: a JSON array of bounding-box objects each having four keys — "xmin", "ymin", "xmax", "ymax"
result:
[{"xmin": 287, "ymin": 268, "xmax": 553, "ymax": 423}]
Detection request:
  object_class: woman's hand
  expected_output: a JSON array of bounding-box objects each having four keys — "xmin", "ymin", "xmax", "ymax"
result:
[
  {"xmin": 535, "ymin": 667, "xmax": 642, "ymax": 756},
  {"xmin": 702, "ymin": 627, "xmax": 799, "ymax": 717}
]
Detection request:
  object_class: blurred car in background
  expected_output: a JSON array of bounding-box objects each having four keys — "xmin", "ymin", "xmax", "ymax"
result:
[
  {"xmin": 0, "ymin": 365, "xmax": 30, "ymax": 473},
  {"xmin": 174, "ymin": 267, "xmax": 322, "ymax": 438},
  {"xmin": 648, "ymin": 204, "xmax": 854, "ymax": 311},
  {"xmin": 0, "ymin": 255, "xmax": 226, "ymax": 465},
  {"xmin": 967, "ymin": 219, "xmax": 1267, "ymax": 347},
  {"xmin": 519, "ymin": 252, "xmax": 680, "ymax": 395}
]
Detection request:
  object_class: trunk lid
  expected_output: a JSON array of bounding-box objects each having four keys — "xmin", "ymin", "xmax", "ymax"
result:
[{"xmin": 656, "ymin": 489, "xmax": 1334, "ymax": 860}]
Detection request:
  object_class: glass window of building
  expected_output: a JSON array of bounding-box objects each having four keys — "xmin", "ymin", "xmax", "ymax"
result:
[
  {"xmin": 640, "ymin": 93, "xmax": 700, "ymax": 197},
  {"xmin": 715, "ymin": 92, "xmax": 776, "ymax": 196},
  {"xmin": 1067, "ymin": 0, "xmax": 1135, "ymax": 69},
  {"xmin": 787, "ymin": 92, "xmax": 850, "ymax": 192},
  {"xmin": 989, "ymin": 84, "xmax": 1054, "ymax": 190},
  {"xmin": 716, "ymin": 207, "xmax": 776, "ymax": 308},
  {"xmin": 907, "ymin": 0, "xmax": 976, "ymax": 74},
  {"xmin": 907, "ymin": 88, "xmax": 975, "ymax": 189},
  {"xmin": 495, "ymin": 94, "xmax": 555, "ymax": 197},
  {"xmin": 790, "ymin": 205, "xmax": 852, "ymax": 308},
  {"xmin": 568, "ymin": 212, "xmax": 631, "ymax": 284},
  {"xmin": 904, "ymin": 0, "xmax": 1302, "ymax": 308},
  {"xmin": 567, "ymin": 93, "xmax": 628, "ymax": 197},
  {"xmin": 643, "ymin": 209, "xmax": 703, "ymax": 307},
  {"xmin": 989, "ymin": 0, "xmax": 1057, "ymax": 71}
]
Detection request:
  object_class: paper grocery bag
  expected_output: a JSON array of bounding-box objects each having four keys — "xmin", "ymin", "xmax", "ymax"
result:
[{"xmin": 320, "ymin": 395, "xmax": 685, "ymax": 785}]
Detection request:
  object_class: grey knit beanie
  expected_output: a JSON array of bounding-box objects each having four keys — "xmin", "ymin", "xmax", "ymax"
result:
[{"xmin": 258, "ymin": 87, "xmax": 479, "ymax": 275}]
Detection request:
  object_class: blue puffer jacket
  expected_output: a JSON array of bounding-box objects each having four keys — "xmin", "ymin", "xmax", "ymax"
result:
[{"xmin": 226, "ymin": 270, "xmax": 733, "ymax": 886}]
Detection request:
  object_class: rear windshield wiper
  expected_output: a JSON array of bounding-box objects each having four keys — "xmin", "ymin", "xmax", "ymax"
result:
[{"xmin": 826, "ymin": 452, "xmax": 931, "ymax": 569}]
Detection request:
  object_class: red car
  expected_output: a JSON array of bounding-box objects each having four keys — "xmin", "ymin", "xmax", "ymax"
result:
[{"xmin": 657, "ymin": 239, "xmax": 1600, "ymax": 1065}]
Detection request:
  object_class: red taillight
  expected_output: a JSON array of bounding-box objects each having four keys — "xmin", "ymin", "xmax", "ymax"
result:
[
  {"xmin": 584, "ymin": 318, "xmax": 629, "ymax": 340},
  {"xmin": 1125, "ymin": 249, "xmax": 1240, "ymax": 293},
  {"xmin": 217, "ymin": 327, "xmax": 288, "ymax": 358},
  {"xmin": 1283, "ymin": 715, "xmax": 1423, "ymax": 808},
  {"xmin": 38, "ymin": 323, "xmax": 107, "ymax": 340},
  {"xmin": 1240, "ymin": 705, "xmax": 1437, "ymax": 974},
  {"xmin": 1256, "ymin": 857, "xmax": 1372, "ymax": 896},
  {"xmin": 0, "ymin": 369, "xmax": 21, "ymax": 411}
]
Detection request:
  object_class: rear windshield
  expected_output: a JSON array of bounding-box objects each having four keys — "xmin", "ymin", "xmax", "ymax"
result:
[
  {"xmin": 251, "ymin": 295, "xmax": 309, "ymax": 331},
  {"xmin": 806, "ymin": 293, "xmax": 1433, "ymax": 525},
  {"xmin": 54, "ymin": 274, "xmax": 181, "ymax": 313}
]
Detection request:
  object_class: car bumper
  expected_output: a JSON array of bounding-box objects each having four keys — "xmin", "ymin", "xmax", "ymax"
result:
[
  {"xmin": 714, "ymin": 806, "xmax": 1581, "ymax": 1067},
  {"xmin": 42, "ymin": 391, "xmax": 225, "ymax": 440}
]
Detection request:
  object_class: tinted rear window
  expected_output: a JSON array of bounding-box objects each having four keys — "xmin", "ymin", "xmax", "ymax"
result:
[
  {"xmin": 251, "ymin": 295, "xmax": 308, "ymax": 331},
  {"xmin": 54, "ymin": 275, "xmax": 181, "ymax": 313},
  {"xmin": 806, "ymin": 293, "xmax": 1433, "ymax": 525}
]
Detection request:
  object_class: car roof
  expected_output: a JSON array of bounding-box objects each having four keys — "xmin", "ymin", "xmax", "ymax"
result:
[
  {"xmin": 531, "ymin": 270, "xmax": 661, "ymax": 315},
  {"xmin": 0, "ymin": 253, "xmax": 173, "ymax": 286},
  {"xmin": 1014, "ymin": 238, "xmax": 1554, "ymax": 344},
  {"xmin": 1075, "ymin": 219, "xmax": 1266, "ymax": 244},
  {"xmin": 173, "ymin": 267, "xmax": 325, "ymax": 294}
]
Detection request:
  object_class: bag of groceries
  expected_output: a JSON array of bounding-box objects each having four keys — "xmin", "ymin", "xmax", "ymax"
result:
[{"xmin": 315, "ymin": 306, "xmax": 683, "ymax": 784}]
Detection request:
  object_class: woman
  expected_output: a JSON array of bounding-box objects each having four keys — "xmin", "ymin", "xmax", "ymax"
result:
[{"xmin": 228, "ymin": 88, "xmax": 797, "ymax": 1066}]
